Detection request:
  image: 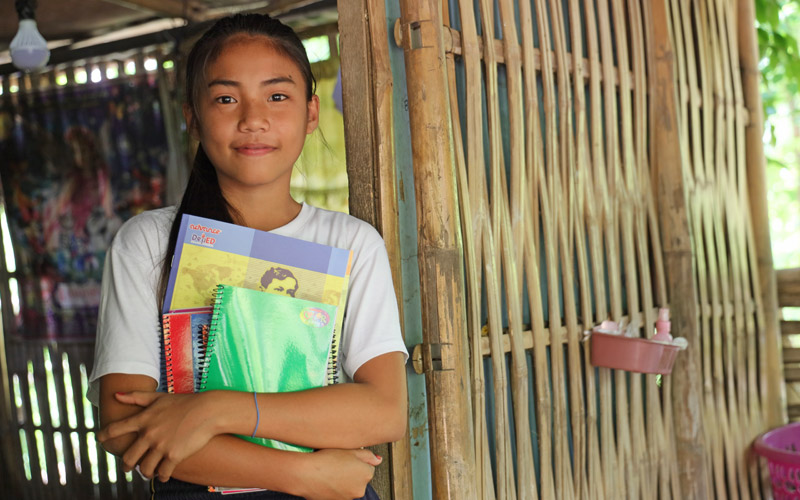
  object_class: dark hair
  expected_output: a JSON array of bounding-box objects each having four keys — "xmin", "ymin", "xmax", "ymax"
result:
[
  {"xmin": 260, "ymin": 267, "xmax": 299, "ymax": 297},
  {"xmin": 157, "ymin": 13, "xmax": 316, "ymax": 309}
]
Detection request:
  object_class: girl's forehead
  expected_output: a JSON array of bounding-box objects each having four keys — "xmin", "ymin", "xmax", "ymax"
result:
[
  {"xmin": 207, "ymin": 36, "xmax": 302, "ymax": 76},
  {"xmin": 221, "ymin": 34, "xmax": 278, "ymax": 51}
]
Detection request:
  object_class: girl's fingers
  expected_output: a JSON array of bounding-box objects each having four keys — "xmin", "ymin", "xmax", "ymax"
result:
[
  {"xmin": 157, "ymin": 458, "xmax": 178, "ymax": 483},
  {"xmin": 98, "ymin": 417, "xmax": 139, "ymax": 442},
  {"xmin": 120, "ymin": 439, "xmax": 151, "ymax": 473},
  {"xmin": 354, "ymin": 449, "xmax": 382, "ymax": 466},
  {"xmin": 114, "ymin": 391, "xmax": 162, "ymax": 407},
  {"xmin": 138, "ymin": 449, "xmax": 164, "ymax": 480}
]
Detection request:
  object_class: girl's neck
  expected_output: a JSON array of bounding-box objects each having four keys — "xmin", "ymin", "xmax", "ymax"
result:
[{"xmin": 225, "ymin": 187, "xmax": 302, "ymax": 232}]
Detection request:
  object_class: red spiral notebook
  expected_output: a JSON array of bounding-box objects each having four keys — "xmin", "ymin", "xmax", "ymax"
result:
[{"xmin": 161, "ymin": 307, "xmax": 212, "ymax": 394}]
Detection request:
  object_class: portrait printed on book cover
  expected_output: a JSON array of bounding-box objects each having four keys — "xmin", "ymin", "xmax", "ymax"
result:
[{"xmin": 259, "ymin": 267, "xmax": 299, "ymax": 297}]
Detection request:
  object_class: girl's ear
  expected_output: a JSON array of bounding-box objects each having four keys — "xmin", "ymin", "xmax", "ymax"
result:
[
  {"xmin": 305, "ymin": 95, "xmax": 320, "ymax": 135},
  {"xmin": 183, "ymin": 104, "xmax": 200, "ymax": 140}
]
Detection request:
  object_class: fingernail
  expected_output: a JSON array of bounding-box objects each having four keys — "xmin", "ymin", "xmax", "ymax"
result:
[
  {"xmin": 115, "ymin": 392, "xmax": 127, "ymax": 396},
  {"xmin": 376, "ymin": 455, "xmax": 382, "ymax": 460}
]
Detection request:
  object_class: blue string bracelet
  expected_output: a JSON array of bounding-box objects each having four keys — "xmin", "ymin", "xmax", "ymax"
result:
[{"xmin": 251, "ymin": 392, "xmax": 260, "ymax": 438}]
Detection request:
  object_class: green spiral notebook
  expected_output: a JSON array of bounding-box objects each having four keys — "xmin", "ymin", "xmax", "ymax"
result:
[{"xmin": 199, "ymin": 284, "xmax": 338, "ymax": 453}]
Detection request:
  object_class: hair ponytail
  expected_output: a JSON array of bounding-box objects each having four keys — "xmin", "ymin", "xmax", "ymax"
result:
[{"xmin": 157, "ymin": 146, "xmax": 240, "ymax": 308}]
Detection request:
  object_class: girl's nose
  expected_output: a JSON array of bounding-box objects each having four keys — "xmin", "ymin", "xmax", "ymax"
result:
[{"xmin": 238, "ymin": 101, "xmax": 269, "ymax": 132}]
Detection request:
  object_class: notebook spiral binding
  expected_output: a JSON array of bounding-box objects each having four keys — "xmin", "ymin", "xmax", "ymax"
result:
[
  {"xmin": 327, "ymin": 330, "xmax": 340, "ymax": 386},
  {"xmin": 162, "ymin": 314, "xmax": 175, "ymax": 393},
  {"xmin": 195, "ymin": 323, "xmax": 211, "ymax": 392},
  {"xmin": 198, "ymin": 284, "xmax": 225, "ymax": 391}
]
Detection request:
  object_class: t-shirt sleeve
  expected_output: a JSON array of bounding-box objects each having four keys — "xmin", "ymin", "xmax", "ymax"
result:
[
  {"xmin": 340, "ymin": 238, "xmax": 408, "ymax": 380},
  {"xmin": 87, "ymin": 236, "xmax": 162, "ymax": 406}
]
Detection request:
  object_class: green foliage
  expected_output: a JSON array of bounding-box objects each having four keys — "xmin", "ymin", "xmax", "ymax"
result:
[{"xmin": 756, "ymin": 0, "xmax": 800, "ymax": 270}]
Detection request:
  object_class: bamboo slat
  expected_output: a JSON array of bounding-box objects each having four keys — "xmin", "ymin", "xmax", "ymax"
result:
[
  {"xmin": 737, "ymin": 0, "xmax": 786, "ymax": 432},
  {"xmin": 568, "ymin": 1, "xmax": 605, "ymax": 495},
  {"xmin": 516, "ymin": 0, "xmax": 555, "ymax": 496}
]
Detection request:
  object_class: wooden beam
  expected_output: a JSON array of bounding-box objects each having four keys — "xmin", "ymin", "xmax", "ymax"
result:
[
  {"xmin": 788, "ymin": 405, "xmax": 800, "ymax": 419},
  {"xmin": 738, "ymin": 0, "xmax": 787, "ymax": 427},
  {"xmin": 777, "ymin": 268, "xmax": 800, "ymax": 307},
  {"xmin": 784, "ymin": 367, "xmax": 800, "ymax": 383},
  {"xmin": 784, "ymin": 348, "xmax": 800, "ymax": 364},
  {"xmin": 649, "ymin": 0, "xmax": 710, "ymax": 496},
  {"xmin": 338, "ymin": 0, "xmax": 413, "ymax": 498},
  {"xmin": 100, "ymin": 0, "xmax": 206, "ymax": 20},
  {"xmin": 397, "ymin": 0, "xmax": 477, "ymax": 498},
  {"xmin": 782, "ymin": 321, "xmax": 800, "ymax": 336}
]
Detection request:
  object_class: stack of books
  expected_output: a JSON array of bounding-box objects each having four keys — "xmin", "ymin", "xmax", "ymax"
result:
[{"xmin": 160, "ymin": 213, "xmax": 353, "ymax": 493}]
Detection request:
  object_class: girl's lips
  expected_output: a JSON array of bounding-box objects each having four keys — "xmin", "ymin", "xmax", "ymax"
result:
[{"xmin": 234, "ymin": 145, "xmax": 276, "ymax": 156}]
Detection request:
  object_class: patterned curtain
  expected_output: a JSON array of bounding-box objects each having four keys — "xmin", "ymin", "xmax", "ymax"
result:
[{"xmin": 0, "ymin": 68, "xmax": 170, "ymax": 340}]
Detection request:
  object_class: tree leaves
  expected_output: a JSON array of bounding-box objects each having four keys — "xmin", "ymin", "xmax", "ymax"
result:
[{"xmin": 756, "ymin": 0, "xmax": 800, "ymax": 270}]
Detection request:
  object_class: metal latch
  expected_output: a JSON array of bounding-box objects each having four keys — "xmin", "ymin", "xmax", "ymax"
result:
[
  {"xmin": 411, "ymin": 342, "xmax": 454, "ymax": 374},
  {"xmin": 393, "ymin": 18, "xmax": 436, "ymax": 50}
]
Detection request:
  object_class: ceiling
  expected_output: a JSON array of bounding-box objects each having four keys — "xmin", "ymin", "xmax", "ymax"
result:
[{"xmin": 0, "ymin": 0, "xmax": 338, "ymax": 61}]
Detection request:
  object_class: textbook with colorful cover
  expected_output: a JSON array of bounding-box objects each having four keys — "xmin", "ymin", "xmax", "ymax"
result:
[
  {"xmin": 161, "ymin": 213, "xmax": 353, "ymax": 387},
  {"xmin": 163, "ymin": 213, "xmax": 353, "ymax": 316},
  {"xmin": 200, "ymin": 284, "xmax": 338, "ymax": 452}
]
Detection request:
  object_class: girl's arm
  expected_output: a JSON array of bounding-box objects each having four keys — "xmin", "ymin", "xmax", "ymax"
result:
[
  {"xmin": 99, "ymin": 373, "xmax": 381, "ymax": 498},
  {"xmin": 102, "ymin": 351, "xmax": 406, "ymax": 453}
]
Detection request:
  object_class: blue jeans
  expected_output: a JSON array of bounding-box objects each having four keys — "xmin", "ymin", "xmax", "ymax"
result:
[{"xmin": 150, "ymin": 478, "xmax": 380, "ymax": 499}]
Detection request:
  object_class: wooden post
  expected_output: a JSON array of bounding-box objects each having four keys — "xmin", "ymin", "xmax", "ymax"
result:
[
  {"xmin": 649, "ymin": 0, "xmax": 711, "ymax": 496},
  {"xmin": 397, "ymin": 0, "xmax": 477, "ymax": 498},
  {"xmin": 737, "ymin": 0, "xmax": 787, "ymax": 429},
  {"xmin": 338, "ymin": 1, "xmax": 414, "ymax": 498}
]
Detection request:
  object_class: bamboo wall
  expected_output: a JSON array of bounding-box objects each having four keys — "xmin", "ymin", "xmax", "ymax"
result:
[
  {"xmin": 668, "ymin": 0, "xmax": 779, "ymax": 497},
  {"xmin": 2, "ymin": 341, "xmax": 150, "ymax": 499},
  {"xmin": 397, "ymin": 0, "xmax": 782, "ymax": 498}
]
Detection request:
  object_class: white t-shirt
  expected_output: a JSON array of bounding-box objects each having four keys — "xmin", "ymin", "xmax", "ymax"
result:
[{"xmin": 87, "ymin": 203, "xmax": 408, "ymax": 406}]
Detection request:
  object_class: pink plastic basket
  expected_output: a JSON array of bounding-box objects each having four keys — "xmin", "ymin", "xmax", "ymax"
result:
[
  {"xmin": 589, "ymin": 332, "xmax": 680, "ymax": 374},
  {"xmin": 754, "ymin": 422, "xmax": 800, "ymax": 499}
]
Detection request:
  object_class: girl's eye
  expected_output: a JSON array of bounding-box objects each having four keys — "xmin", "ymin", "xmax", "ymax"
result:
[
  {"xmin": 215, "ymin": 95, "xmax": 237, "ymax": 104},
  {"xmin": 269, "ymin": 93, "xmax": 288, "ymax": 102}
]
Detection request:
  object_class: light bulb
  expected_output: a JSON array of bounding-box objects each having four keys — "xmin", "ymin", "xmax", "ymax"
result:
[{"xmin": 10, "ymin": 19, "xmax": 50, "ymax": 72}]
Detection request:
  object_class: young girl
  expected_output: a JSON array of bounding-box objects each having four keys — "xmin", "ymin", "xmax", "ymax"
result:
[{"xmin": 88, "ymin": 14, "xmax": 408, "ymax": 499}]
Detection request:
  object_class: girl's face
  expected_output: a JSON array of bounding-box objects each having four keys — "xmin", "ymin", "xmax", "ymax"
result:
[{"xmin": 186, "ymin": 36, "xmax": 319, "ymax": 196}]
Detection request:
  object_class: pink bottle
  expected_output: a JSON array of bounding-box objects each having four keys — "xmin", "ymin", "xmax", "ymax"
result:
[{"xmin": 653, "ymin": 308, "xmax": 673, "ymax": 342}]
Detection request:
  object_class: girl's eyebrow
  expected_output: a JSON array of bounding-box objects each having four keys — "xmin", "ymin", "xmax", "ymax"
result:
[{"xmin": 207, "ymin": 76, "xmax": 296, "ymax": 88}]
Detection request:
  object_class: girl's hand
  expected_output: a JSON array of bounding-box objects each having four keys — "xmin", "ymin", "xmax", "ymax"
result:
[
  {"xmin": 296, "ymin": 449, "xmax": 381, "ymax": 500},
  {"xmin": 97, "ymin": 391, "xmax": 218, "ymax": 481}
]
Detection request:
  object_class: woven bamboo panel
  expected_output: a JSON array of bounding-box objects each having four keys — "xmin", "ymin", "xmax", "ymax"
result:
[
  {"xmin": 667, "ymin": 0, "xmax": 771, "ymax": 497},
  {"xmin": 4, "ymin": 340, "xmax": 149, "ymax": 499},
  {"xmin": 432, "ymin": 0, "xmax": 772, "ymax": 497}
]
